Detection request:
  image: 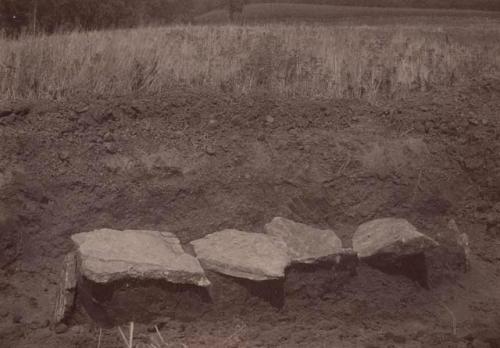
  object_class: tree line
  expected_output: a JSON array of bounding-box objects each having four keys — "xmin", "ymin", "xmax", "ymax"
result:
[
  {"xmin": 2, "ymin": 0, "xmax": 499, "ymax": 36},
  {"xmin": 0, "ymin": 0, "xmax": 195, "ymax": 34}
]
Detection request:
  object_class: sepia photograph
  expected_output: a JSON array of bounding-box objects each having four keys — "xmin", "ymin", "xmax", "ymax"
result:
[{"xmin": 0, "ymin": 0, "xmax": 499, "ymax": 347}]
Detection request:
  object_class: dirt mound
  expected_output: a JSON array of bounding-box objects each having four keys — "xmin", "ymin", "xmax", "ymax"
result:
[{"xmin": 1, "ymin": 78, "xmax": 500, "ymax": 347}]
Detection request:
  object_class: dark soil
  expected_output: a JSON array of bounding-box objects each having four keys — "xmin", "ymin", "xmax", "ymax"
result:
[{"xmin": 1, "ymin": 77, "xmax": 500, "ymax": 347}]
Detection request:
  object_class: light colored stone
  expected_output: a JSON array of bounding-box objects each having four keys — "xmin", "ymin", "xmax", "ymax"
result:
[
  {"xmin": 191, "ymin": 229, "xmax": 291, "ymax": 281},
  {"xmin": 448, "ymin": 219, "xmax": 471, "ymax": 272},
  {"xmin": 353, "ymin": 218, "xmax": 438, "ymax": 259},
  {"xmin": 264, "ymin": 217, "xmax": 343, "ymax": 264},
  {"xmin": 71, "ymin": 229, "xmax": 210, "ymax": 287},
  {"xmin": 53, "ymin": 252, "xmax": 77, "ymax": 324}
]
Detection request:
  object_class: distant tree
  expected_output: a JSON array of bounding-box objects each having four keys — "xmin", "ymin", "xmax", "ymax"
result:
[
  {"xmin": 228, "ymin": 0, "xmax": 245, "ymax": 22},
  {"xmin": 0, "ymin": 0, "xmax": 195, "ymax": 35},
  {"xmin": 0, "ymin": 0, "xmax": 31, "ymax": 35},
  {"xmin": 3, "ymin": 0, "xmax": 498, "ymax": 36}
]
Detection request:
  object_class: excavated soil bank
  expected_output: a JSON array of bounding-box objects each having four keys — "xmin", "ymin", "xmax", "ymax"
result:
[{"xmin": 1, "ymin": 78, "xmax": 500, "ymax": 347}]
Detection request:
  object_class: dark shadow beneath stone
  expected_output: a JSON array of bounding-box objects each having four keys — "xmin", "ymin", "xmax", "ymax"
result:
[
  {"xmin": 0, "ymin": 203, "xmax": 19, "ymax": 269},
  {"xmin": 205, "ymin": 271, "xmax": 285, "ymax": 310},
  {"xmin": 285, "ymin": 254, "xmax": 358, "ymax": 299},
  {"xmin": 75, "ymin": 276, "xmax": 211, "ymax": 328},
  {"xmin": 364, "ymin": 253, "xmax": 429, "ymax": 288},
  {"xmin": 425, "ymin": 242, "xmax": 468, "ymax": 287},
  {"xmin": 233, "ymin": 276, "xmax": 285, "ymax": 308}
]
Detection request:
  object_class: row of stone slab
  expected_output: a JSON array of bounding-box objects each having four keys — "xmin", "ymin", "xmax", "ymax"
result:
[
  {"xmin": 70, "ymin": 217, "xmax": 438, "ymax": 287},
  {"xmin": 55, "ymin": 217, "xmax": 442, "ymax": 325}
]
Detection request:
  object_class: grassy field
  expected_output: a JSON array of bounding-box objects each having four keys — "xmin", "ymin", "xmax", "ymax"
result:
[
  {"xmin": 196, "ymin": 3, "xmax": 500, "ymax": 24},
  {"xmin": 1, "ymin": 21, "xmax": 500, "ymax": 101}
]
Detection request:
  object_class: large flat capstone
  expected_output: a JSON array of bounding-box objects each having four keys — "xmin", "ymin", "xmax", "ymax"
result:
[
  {"xmin": 71, "ymin": 229, "xmax": 210, "ymax": 287},
  {"xmin": 264, "ymin": 217, "xmax": 343, "ymax": 264},
  {"xmin": 190, "ymin": 229, "xmax": 291, "ymax": 281},
  {"xmin": 353, "ymin": 218, "xmax": 438, "ymax": 259}
]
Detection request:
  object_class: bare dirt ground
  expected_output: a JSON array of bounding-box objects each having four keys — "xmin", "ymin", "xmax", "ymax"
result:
[{"xmin": 1, "ymin": 77, "xmax": 500, "ymax": 347}]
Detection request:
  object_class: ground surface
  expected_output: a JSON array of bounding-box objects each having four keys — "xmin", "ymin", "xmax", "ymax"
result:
[{"xmin": 1, "ymin": 77, "xmax": 500, "ymax": 347}]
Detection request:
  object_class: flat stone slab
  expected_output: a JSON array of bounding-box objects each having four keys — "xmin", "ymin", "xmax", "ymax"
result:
[
  {"xmin": 264, "ymin": 217, "xmax": 343, "ymax": 264},
  {"xmin": 353, "ymin": 218, "xmax": 438, "ymax": 259},
  {"xmin": 71, "ymin": 229, "xmax": 210, "ymax": 287},
  {"xmin": 190, "ymin": 229, "xmax": 291, "ymax": 281},
  {"xmin": 53, "ymin": 252, "xmax": 77, "ymax": 324}
]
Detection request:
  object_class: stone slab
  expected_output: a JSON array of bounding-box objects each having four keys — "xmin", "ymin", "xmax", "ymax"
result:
[
  {"xmin": 353, "ymin": 218, "xmax": 438, "ymax": 259},
  {"xmin": 71, "ymin": 229, "xmax": 210, "ymax": 287},
  {"xmin": 191, "ymin": 229, "xmax": 291, "ymax": 281},
  {"xmin": 53, "ymin": 252, "xmax": 77, "ymax": 324},
  {"xmin": 264, "ymin": 217, "xmax": 343, "ymax": 264}
]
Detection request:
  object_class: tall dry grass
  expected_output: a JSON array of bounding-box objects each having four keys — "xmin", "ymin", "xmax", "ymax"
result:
[{"xmin": 1, "ymin": 23, "xmax": 500, "ymax": 101}]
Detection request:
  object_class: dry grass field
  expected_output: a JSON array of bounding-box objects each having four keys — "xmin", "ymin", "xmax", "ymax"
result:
[{"xmin": 1, "ymin": 21, "xmax": 500, "ymax": 102}]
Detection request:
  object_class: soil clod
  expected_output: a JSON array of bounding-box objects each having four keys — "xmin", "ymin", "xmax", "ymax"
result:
[{"xmin": 54, "ymin": 323, "xmax": 68, "ymax": 334}]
